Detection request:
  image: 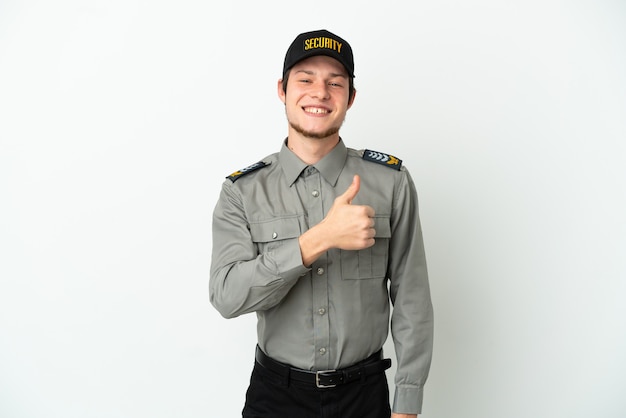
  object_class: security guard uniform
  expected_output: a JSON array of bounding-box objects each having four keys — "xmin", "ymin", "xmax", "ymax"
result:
[{"xmin": 210, "ymin": 139, "xmax": 433, "ymax": 415}]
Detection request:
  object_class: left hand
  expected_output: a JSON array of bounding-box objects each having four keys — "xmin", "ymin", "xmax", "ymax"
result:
[{"xmin": 391, "ymin": 414, "xmax": 417, "ymax": 418}]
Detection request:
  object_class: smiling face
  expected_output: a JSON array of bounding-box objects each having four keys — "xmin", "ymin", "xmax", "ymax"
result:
[{"xmin": 278, "ymin": 55, "xmax": 356, "ymax": 144}]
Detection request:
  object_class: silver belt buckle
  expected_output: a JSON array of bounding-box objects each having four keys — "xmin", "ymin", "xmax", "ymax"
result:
[{"xmin": 315, "ymin": 370, "xmax": 337, "ymax": 388}]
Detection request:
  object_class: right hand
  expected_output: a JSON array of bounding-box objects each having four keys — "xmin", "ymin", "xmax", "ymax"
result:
[
  {"xmin": 298, "ymin": 175, "xmax": 376, "ymax": 267},
  {"xmin": 321, "ymin": 174, "xmax": 376, "ymax": 251}
]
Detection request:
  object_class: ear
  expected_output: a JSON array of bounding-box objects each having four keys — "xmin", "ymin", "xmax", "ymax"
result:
[
  {"xmin": 277, "ymin": 79, "xmax": 286, "ymax": 104},
  {"xmin": 347, "ymin": 88, "xmax": 357, "ymax": 109}
]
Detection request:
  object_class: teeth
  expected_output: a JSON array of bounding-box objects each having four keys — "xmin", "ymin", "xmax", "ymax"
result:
[{"xmin": 304, "ymin": 107, "xmax": 328, "ymax": 114}]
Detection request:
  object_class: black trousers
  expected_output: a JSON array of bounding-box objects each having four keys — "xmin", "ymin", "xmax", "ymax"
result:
[{"xmin": 242, "ymin": 361, "xmax": 391, "ymax": 418}]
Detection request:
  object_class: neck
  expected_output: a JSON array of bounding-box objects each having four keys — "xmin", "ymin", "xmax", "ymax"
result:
[{"xmin": 286, "ymin": 131, "xmax": 340, "ymax": 165}]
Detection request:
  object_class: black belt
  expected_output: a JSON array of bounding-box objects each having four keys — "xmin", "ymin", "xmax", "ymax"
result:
[{"xmin": 255, "ymin": 346, "xmax": 392, "ymax": 389}]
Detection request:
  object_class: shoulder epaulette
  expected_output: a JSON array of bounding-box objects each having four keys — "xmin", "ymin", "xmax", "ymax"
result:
[
  {"xmin": 226, "ymin": 161, "xmax": 270, "ymax": 182},
  {"xmin": 362, "ymin": 149, "xmax": 402, "ymax": 171}
]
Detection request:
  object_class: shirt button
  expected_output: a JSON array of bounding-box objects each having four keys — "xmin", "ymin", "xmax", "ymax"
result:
[
  {"xmin": 272, "ymin": 232, "xmax": 278, "ymax": 239},
  {"xmin": 319, "ymin": 347, "xmax": 326, "ymax": 355},
  {"xmin": 318, "ymin": 308, "xmax": 326, "ymax": 315},
  {"xmin": 312, "ymin": 190, "xmax": 320, "ymax": 197},
  {"xmin": 316, "ymin": 267, "xmax": 325, "ymax": 275}
]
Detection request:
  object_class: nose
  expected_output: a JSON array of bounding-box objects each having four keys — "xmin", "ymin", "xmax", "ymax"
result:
[{"xmin": 310, "ymin": 81, "xmax": 330, "ymax": 100}]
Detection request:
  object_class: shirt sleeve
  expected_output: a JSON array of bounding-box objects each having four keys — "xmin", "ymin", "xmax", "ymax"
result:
[
  {"xmin": 388, "ymin": 169, "xmax": 434, "ymax": 414},
  {"xmin": 209, "ymin": 181, "xmax": 310, "ymax": 319}
]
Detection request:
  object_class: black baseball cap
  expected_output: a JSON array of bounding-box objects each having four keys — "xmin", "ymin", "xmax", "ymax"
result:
[{"xmin": 282, "ymin": 29, "xmax": 355, "ymax": 79}]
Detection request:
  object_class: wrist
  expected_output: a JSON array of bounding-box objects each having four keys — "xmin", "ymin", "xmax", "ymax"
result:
[{"xmin": 298, "ymin": 224, "xmax": 330, "ymax": 267}]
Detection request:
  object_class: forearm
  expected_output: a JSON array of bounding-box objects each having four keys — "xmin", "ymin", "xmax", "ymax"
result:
[
  {"xmin": 389, "ymin": 237, "xmax": 433, "ymax": 413},
  {"xmin": 210, "ymin": 238, "xmax": 308, "ymax": 318}
]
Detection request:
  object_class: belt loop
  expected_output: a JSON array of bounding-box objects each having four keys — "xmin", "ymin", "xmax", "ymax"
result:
[
  {"xmin": 359, "ymin": 364, "xmax": 367, "ymax": 385},
  {"xmin": 284, "ymin": 365, "xmax": 291, "ymax": 387}
]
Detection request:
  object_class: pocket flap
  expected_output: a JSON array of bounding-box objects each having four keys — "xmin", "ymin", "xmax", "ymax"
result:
[{"xmin": 249, "ymin": 217, "xmax": 302, "ymax": 243}]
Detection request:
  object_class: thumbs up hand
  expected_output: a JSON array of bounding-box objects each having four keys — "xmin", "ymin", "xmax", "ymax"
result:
[
  {"xmin": 299, "ymin": 175, "xmax": 376, "ymax": 267},
  {"xmin": 335, "ymin": 173, "xmax": 362, "ymax": 205},
  {"xmin": 324, "ymin": 175, "xmax": 376, "ymax": 250}
]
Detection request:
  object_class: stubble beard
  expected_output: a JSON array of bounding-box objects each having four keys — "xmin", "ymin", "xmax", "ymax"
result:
[{"xmin": 288, "ymin": 120, "xmax": 341, "ymax": 140}]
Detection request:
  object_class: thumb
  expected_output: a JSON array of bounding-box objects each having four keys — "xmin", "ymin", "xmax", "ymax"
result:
[{"xmin": 339, "ymin": 175, "xmax": 361, "ymax": 204}]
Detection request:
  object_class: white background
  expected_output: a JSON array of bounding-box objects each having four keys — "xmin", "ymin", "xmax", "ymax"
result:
[{"xmin": 1, "ymin": 1, "xmax": 625, "ymax": 417}]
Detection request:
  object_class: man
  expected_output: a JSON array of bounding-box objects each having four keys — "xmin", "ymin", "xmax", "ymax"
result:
[{"xmin": 210, "ymin": 29, "xmax": 433, "ymax": 418}]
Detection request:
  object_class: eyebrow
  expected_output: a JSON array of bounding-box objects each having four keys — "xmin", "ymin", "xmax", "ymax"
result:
[{"xmin": 294, "ymin": 69, "xmax": 348, "ymax": 78}]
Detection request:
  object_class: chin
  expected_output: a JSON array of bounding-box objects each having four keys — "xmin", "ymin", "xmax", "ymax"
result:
[{"xmin": 290, "ymin": 122, "xmax": 340, "ymax": 139}]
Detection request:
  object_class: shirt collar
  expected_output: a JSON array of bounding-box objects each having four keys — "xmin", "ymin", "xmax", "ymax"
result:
[
  {"xmin": 314, "ymin": 139, "xmax": 347, "ymax": 187},
  {"xmin": 279, "ymin": 139, "xmax": 348, "ymax": 187},
  {"xmin": 279, "ymin": 140, "xmax": 308, "ymax": 186}
]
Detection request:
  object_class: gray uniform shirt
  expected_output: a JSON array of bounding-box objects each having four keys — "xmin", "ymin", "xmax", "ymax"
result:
[{"xmin": 209, "ymin": 139, "xmax": 433, "ymax": 414}]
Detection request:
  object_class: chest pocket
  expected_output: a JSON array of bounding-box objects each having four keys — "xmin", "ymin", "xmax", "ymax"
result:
[
  {"xmin": 249, "ymin": 216, "xmax": 304, "ymax": 252},
  {"xmin": 341, "ymin": 216, "xmax": 391, "ymax": 280}
]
